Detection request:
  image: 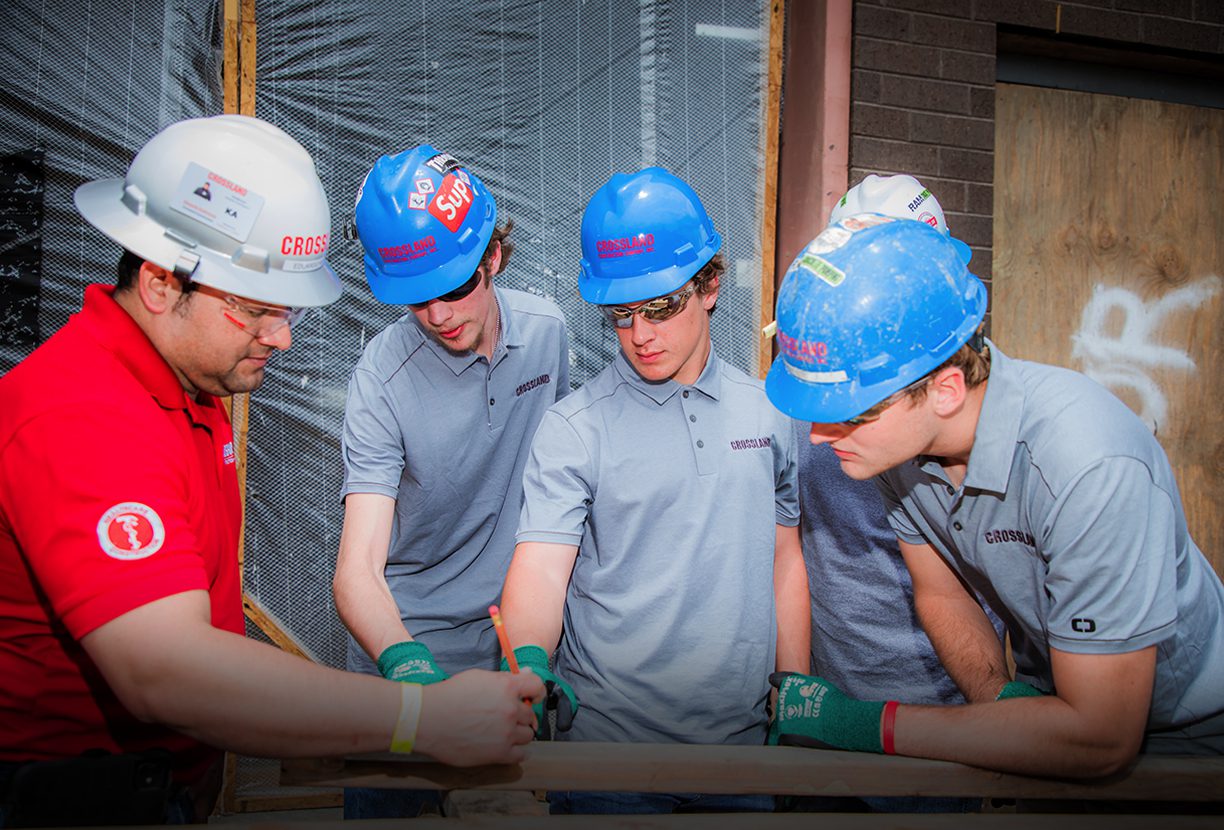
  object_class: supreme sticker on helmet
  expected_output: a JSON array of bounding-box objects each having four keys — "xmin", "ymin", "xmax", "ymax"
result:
[
  {"xmin": 96, "ymin": 502, "xmax": 166, "ymax": 561},
  {"xmin": 171, "ymin": 162, "xmax": 265, "ymax": 242},
  {"xmin": 428, "ymin": 174, "xmax": 473, "ymax": 232}
]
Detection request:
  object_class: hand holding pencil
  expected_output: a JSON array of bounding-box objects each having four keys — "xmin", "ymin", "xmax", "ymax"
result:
[{"xmin": 491, "ymin": 604, "xmax": 580, "ymax": 739}]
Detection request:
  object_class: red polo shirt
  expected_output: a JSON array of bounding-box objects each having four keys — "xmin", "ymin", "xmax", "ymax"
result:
[{"xmin": 0, "ymin": 285, "xmax": 244, "ymax": 785}]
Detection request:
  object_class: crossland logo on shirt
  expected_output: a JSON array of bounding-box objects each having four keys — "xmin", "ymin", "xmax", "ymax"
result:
[
  {"xmin": 515, "ymin": 374, "xmax": 552, "ymax": 397},
  {"xmin": 983, "ymin": 528, "xmax": 1036, "ymax": 547},
  {"xmin": 729, "ymin": 436, "xmax": 771, "ymax": 451},
  {"xmin": 96, "ymin": 502, "xmax": 165, "ymax": 560}
]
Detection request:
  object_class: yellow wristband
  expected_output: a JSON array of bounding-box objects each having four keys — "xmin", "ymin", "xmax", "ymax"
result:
[{"xmin": 390, "ymin": 682, "xmax": 422, "ymax": 754}]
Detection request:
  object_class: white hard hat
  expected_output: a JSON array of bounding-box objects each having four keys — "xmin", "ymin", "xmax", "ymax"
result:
[
  {"xmin": 829, "ymin": 174, "xmax": 971, "ymax": 263},
  {"xmin": 75, "ymin": 115, "xmax": 341, "ymax": 307}
]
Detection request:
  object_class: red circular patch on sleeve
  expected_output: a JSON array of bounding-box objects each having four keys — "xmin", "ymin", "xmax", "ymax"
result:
[{"xmin": 96, "ymin": 502, "xmax": 166, "ymax": 560}]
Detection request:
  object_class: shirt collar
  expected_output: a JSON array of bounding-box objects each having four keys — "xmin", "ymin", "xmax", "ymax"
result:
[
  {"xmin": 962, "ymin": 339, "xmax": 1023, "ymax": 495},
  {"xmin": 611, "ymin": 340, "xmax": 722, "ymax": 405},
  {"xmin": 77, "ymin": 284, "xmax": 209, "ymax": 414}
]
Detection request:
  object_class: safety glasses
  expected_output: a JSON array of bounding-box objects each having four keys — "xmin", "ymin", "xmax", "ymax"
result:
[
  {"xmin": 841, "ymin": 375, "xmax": 932, "ymax": 426},
  {"xmin": 191, "ymin": 281, "xmax": 307, "ymax": 339},
  {"xmin": 600, "ymin": 282, "xmax": 696, "ymax": 329},
  {"xmin": 408, "ymin": 268, "xmax": 484, "ymax": 310}
]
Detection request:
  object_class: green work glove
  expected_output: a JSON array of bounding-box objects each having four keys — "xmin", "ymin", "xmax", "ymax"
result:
[
  {"xmin": 769, "ymin": 672, "xmax": 884, "ymax": 753},
  {"xmin": 500, "ymin": 644, "xmax": 578, "ymax": 740},
  {"xmin": 996, "ymin": 680, "xmax": 1044, "ymax": 700},
  {"xmin": 377, "ymin": 641, "xmax": 450, "ymax": 685}
]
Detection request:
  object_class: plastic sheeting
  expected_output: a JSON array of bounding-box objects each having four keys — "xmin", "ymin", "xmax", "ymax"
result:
[{"xmin": 1, "ymin": 0, "xmax": 775, "ymax": 669}]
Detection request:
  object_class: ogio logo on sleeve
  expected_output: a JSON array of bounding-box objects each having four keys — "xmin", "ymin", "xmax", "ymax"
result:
[{"xmin": 96, "ymin": 502, "xmax": 165, "ymax": 560}]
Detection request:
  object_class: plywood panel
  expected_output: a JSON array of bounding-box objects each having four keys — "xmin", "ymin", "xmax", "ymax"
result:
[{"xmin": 994, "ymin": 82, "xmax": 1223, "ymax": 577}]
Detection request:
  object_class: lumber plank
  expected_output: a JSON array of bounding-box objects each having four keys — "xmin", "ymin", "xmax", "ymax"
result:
[{"xmin": 281, "ymin": 742, "xmax": 1224, "ymax": 802}]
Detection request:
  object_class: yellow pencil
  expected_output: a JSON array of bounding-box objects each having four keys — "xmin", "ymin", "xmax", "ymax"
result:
[{"xmin": 489, "ymin": 604, "xmax": 519, "ymax": 673}]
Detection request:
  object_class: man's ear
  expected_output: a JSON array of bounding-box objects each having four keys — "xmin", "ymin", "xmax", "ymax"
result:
[
  {"xmin": 700, "ymin": 274, "xmax": 720, "ymax": 311},
  {"xmin": 136, "ymin": 262, "xmax": 176, "ymax": 314},
  {"xmin": 928, "ymin": 365, "xmax": 968, "ymax": 417},
  {"xmin": 485, "ymin": 240, "xmax": 503, "ymax": 278}
]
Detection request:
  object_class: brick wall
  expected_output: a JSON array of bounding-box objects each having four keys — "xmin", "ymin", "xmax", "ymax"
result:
[{"xmin": 848, "ymin": 0, "xmax": 1224, "ymax": 312}]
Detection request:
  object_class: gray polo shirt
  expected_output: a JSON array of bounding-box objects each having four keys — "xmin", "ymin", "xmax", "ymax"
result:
[
  {"xmin": 518, "ymin": 349, "xmax": 799, "ymax": 745},
  {"xmin": 342, "ymin": 287, "xmax": 570, "ymax": 675},
  {"xmin": 877, "ymin": 342, "xmax": 1224, "ymax": 747}
]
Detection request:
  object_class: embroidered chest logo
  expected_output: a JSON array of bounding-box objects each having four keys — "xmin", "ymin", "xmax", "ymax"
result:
[
  {"xmin": 515, "ymin": 374, "xmax": 551, "ymax": 397},
  {"xmin": 96, "ymin": 502, "xmax": 166, "ymax": 560},
  {"xmin": 982, "ymin": 528, "xmax": 1036, "ymax": 547},
  {"xmin": 729, "ymin": 436, "xmax": 771, "ymax": 451}
]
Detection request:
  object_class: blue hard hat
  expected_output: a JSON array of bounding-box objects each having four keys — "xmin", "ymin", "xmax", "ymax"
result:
[
  {"xmin": 353, "ymin": 145, "xmax": 497, "ymax": 305},
  {"xmin": 578, "ymin": 167, "xmax": 722, "ymax": 304},
  {"xmin": 765, "ymin": 215, "xmax": 987, "ymax": 423}
]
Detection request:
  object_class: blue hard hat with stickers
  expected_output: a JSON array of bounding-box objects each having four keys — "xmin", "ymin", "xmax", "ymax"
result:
[
  {"xmin": 353, "ymin": 145, "xmax": 497, "ymax": 305},
  {"xmin": 765, "ymin": 215, "xmax": 987, "ymax": 423}
]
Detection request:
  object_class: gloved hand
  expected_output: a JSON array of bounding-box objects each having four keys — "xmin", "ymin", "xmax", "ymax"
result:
[
  {"xmin": 996, "ymin": 680, "xmax": 1044, "ymax": 700},
  {"xmin": 768, "ymin": 672, "xmax": 884, "ymax": 753},
  {"xmin": 500, "ymin": 645, "xmax": 578, "ymax": 740},
  {"xmin": 377, "ymin": 641, "xmax": 450, "ymax": 685}
]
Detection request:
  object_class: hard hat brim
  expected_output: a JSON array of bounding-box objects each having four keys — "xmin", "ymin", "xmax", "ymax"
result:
[{"xmin": 75, "ymin": 178, "xmax": 342, "ymax": 308}]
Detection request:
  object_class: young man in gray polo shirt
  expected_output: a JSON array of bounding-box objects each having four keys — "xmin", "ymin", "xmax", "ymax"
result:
[
  {"xmin": 765, "ymin": 215, "xmax": 1224, "ymax": 777},
  {"xmin": 499, "ymin": 168, "xmax": 809, "ymax": 814},
  {"xmin": 334, "ymin": 146, "xmax": 570, "ymax": 817}
]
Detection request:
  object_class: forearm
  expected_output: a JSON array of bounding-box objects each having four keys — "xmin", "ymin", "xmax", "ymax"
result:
[
  {"xmin": 894, "ymin": 696, "xmax": 1138, "ymax": 778},
  {"xmin": 102, "ymin": 618, "xmax": 402, "ymax": 757},
  {"xmin": 500, "ymin": 541, "xmax": 577, "ymax": 652},
  {"xmin": 334, "ymin": 492, "xmax": 410, "ymax": 659},
  {"xmin": 334, "ymin": 563, "xmax": 413, "ymax": 659},
  {"xmin": 914, "ymin": 590, "xmax": 1009, "ymax": 702},
  {"xmin": 773, "ymin": 524, "xmax": 810, "ymax": 673}
]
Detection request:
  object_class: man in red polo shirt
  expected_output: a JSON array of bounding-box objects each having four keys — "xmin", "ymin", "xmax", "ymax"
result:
[{"xmin": 0, "ymin": 115, "xmax": 540, "ymax": 825}]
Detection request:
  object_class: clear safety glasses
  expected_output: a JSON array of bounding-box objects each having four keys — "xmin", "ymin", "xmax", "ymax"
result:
[
  {"xmin": 600, "ymin": 282, "xmax": 696, "ymax": 329},
  {"xmin": 191, "ymin": 282, "xmax": 308, "ymax": 339}
]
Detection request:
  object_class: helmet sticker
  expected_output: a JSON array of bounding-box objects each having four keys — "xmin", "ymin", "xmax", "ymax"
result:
[
  {"xmin": 414, "ymin": 177, "xmax": 435, "ymax": 194},
  {"xmin": 918, "ymin": 211, "xmax": 938, "ymax": 227},
  {"xmin": 798, "ymin": 254, "xmax": 845, "ymax": 287},
  {"xmin": 428, "ymin": 174, "xmax": 474, "ymax": 232},
  {"xmin": 455, "ymin": 169, "xmax": 471, "ymax": 186},
  {"xmin": 408, "ymin": 192, "xmax": 428, "ymax": 210},
  {"xmin": 838, "ymin": 214, "xmax": 895, "ymax": 232},
  {"xmin": 378, "ymin": 235, "xmax": 438, "ymax": 264},
  {"xmin": 804, "ymin": 226, "xmax": 851, "ymax": 255},
  {"xmin": 96, "ymin": 502, "xmax": 166, "ymax": 561},
  {"xmin": 424, "ymin": 152, "xmax": 461, "ymax": 175},
  {"xmin": 907, "ymin": 189, "xmax": 931, "ymax": 213},
  {"xmin": 596, "ymin": 234, "xmax": 655, "ymax": 259},
  {"xmin": 170, "ymin": 161, "xmax": 266, "ymax": 242}
]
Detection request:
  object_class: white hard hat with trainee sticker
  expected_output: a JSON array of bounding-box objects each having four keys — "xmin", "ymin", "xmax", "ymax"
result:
[
  {"xmin": 829, "ymin": 173, "xmax": 972, "ymax": 264},
  {"xmin": 74, "ymin": 114, "xmax": 341, "ymax": 308}
]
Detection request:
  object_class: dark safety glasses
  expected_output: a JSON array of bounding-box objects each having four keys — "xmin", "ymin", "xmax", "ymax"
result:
[
  {"xmin": 408, "ymin": 267, "xmax": 484, "ymax": 310},
  {"xmin": 600, "ymin": 282, "xmax": 696, "ymax": 329},
  {"xmin": 841, "ymin": 375, "xmax": 932, "ymax": 426}
]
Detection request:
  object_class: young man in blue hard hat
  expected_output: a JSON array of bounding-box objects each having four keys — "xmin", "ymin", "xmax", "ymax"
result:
[
  {"xmin": 764, "ymin": 215, "xmax": 1224, "ymax": 776},
  {"xmin": 499, "ymin": 168, "xmax": 810, "ymax": 814},
  {"xmin": 786, "ymin": 175, "xmax": 998, "ymax": 814},
  {"xmin": 0, "ymin": 117, "xmax": 541, "ymax": 826},
  {"xmin": 334, "ymin": 146, "xmax": 570, "ymax": 818}
]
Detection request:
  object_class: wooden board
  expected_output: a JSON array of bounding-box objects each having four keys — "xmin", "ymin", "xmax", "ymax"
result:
[
  {"xmin": 195, "ymin": 815, "xmax": 1224, "ymax": 829},
  {"xmin": 993, "ymin": 83, "xmax": 1224, "ymax": 577},
  {"xmin": 281, "ymin": 742, "xmax": 1224, "ymax": 802}
]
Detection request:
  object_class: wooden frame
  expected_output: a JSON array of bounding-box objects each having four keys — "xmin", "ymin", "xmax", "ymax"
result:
[{"xmin": 282, "ymin": 743, "xmax": 1224, "ymax": 803}]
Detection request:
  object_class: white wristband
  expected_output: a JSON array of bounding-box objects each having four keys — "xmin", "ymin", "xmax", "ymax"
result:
[{"xmin": 390, "ymin": 682, "xmax": 422, "ymax": 754}]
